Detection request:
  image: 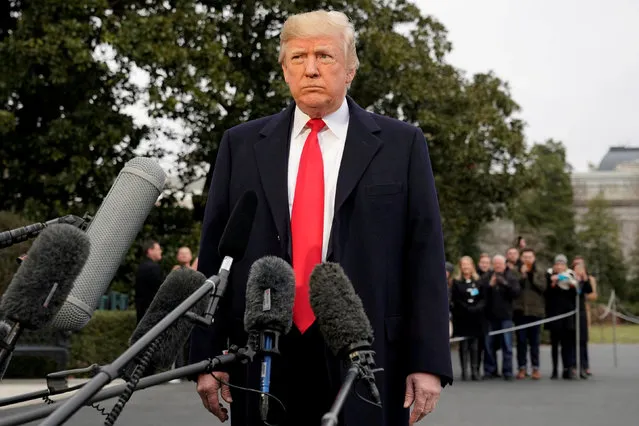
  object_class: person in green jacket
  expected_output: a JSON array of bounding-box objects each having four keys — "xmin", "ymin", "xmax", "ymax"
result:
[{"xmin": 513, "ymin": 248, "xmax": 547, "ymax": 380}]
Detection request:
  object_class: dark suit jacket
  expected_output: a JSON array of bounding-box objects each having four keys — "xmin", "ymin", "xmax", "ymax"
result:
[
  {"xmin": 190, "ymin": 96, "xmax": 452, "ymax": 426},
  {"xmin": 134, "ymin": 258, "xmax": 163, "ymax": 324}
]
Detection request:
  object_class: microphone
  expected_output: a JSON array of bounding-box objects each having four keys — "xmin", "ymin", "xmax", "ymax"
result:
[
  {"xmin": 0, "ymin": 214, "xmax": 88, "ymax": 249},
  {"xmin": 243, "ymin": 256, "xmax": 295, "ymax": 421},
  {"xmin": 129, "ymin": 268, "xmax": 209, "ymax": 369},
  {"xmin": 190, "ymin": 190, "xmax": 258, "ymax": 326},
  {"xmin": 0, "ymin": 224, "xmax": 91, "ymax": 379},
  {"xmin": 51, "ymin": 157, "xmax": 167, "ymax": 331},
  {"xmin": 309, "ymin": 262, "xmax": 382, "ymax": 425}
]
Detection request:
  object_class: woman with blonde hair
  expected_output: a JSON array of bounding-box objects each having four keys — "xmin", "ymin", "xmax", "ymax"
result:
[{"xmin": 451, "ymin": 256, "xmax": 486, "ymax": 380}]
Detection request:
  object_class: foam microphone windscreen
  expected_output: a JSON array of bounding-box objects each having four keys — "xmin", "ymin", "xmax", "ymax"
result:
[
  {"xmin": 309, "ymin": 262, "xmax": 374, "ymax": 357},
  {"xmin": 0, "ymin": 224, "xmax": 91, "ymax": 329},
  {"xmin": 129, "ymin": 268, "xmax": 208, "ymax": 369},
  {"xmin": 243, "ymin": 256, "xmax": 295, "ymax": 335},
  {"xmin": 51, "ymin": 157, "xmax": 167, "ymax": 331},
  {"xmin": 218, "ymin": 190, "xmax": 258, "ymax": 260}
]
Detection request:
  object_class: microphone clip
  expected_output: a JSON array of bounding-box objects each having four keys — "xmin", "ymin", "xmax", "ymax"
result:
[
  {"xmin": 343, "ymin": 341, "xmax": 384, "ymax": 406},
  {"xmin": 184, "ymin": 275, "xmax": 222, "ymax": 327},
  {"xmin": 253, "ymin": 329, "xmax": 282, "ymax": 356}
]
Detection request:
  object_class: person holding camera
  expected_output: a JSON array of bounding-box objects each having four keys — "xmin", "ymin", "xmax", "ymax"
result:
[{"xmin": 482, "ymin": 255, "xmax": 521, "ymax": 380}]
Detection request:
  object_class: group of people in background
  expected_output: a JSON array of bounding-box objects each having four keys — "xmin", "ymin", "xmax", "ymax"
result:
[{"xmin": 446, "ymin": 240, "xmax": 598, "ymax": 382}]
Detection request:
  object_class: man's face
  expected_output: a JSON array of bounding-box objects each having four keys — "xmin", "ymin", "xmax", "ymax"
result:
[
  {"xmin": 177, "ymin": 247, "xmax": 192, "ymax": 265},
  {"xmin": 281, "ymin": 35, "xmax": 355, "ymax": 116},
  {"xmin": 493, "ymin": 257, "xmax": 506, "ymax": 274},
  {"xmin": 522, "ymin": 251, "xmax": 535, "ymax": 266},
  {"xmin": 506, "ymin": 248, "xmax": 519, "ymax": 264},
  {"xmin": 478, "ymin": 256, "xmax": 490, "ymax": 272},
  {"xmin": 554, "ymin": 262, "xmax": 566, "ymax": 273},
  {"xmin": 149, "ymin": 243, "xmax": 162, "ymax": 262}
]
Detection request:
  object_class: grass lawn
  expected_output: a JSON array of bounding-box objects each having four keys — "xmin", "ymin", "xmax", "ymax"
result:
[{"xmin": 589, "ymin": 324, "xmax": 639, "ymax": 344}]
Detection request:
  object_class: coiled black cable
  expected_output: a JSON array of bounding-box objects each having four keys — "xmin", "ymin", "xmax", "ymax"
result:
[
  {"xmin": 103, "ymin": 339, "xmax": 159, "ymax": 426},
  {"xmin": 42, "ymin": 393, "xmax": 111, "ymax": 417}
]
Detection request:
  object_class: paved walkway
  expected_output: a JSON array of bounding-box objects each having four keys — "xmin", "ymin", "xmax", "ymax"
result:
[{"xmin": 1, "ymin": 344, "xmax": 638, "ymax": 425}]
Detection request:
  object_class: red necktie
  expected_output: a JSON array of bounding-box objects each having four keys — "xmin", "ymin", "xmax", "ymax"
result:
[{"xmin": 291, "ymin": 118, "xmax": 326, "ymax": 333}]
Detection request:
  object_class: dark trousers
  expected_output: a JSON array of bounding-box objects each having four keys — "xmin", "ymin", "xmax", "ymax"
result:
[
  {"xmin": 580, "ymin": 314, "xmax": 589, "ymax": 369},
  {"xmin": 550, "ymin": 329, "xmax": 576, "ymax": 372},
  {"xmin": 459, "ymin": 338, "xmax": 480, "ymax": 378},
  {"xmin": 484, "ymin": 319, "xmax": 514, "ymax": 377},
  {"xmin": 515, "ymin": 315, "xmax": 541, "ymax": 370}
]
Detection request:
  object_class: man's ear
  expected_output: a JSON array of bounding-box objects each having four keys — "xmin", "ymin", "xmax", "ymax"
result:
[{"xmin": 345, "ymin": 68, "xmax": 356, "ymax": 85}]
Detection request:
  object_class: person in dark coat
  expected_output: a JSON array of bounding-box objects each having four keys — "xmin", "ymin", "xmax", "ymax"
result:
[
  {"xmin": 451, "ymin": 256, "xmax": 486, "ymax": 381},
  {"xmin": 513, "ymin": 248, "xmax": 546, "ymax": 380},
  {"xmin": 134, "ymin": 239, "xmax": 163, "ymax": 325},
  {"xmin": 482, "ymin": 255, "xmax": 520, "ymax": 380},
  {"xmin": 544, "ymin": 254, "xmax": 578, "ymax": 380},
  {"xmin": 573, "ymin": 259, "xmax": 595, "ymax": 378},
  {"xmin": 189, "ymin": 10, "xmax": 452, "ymax": 426}
]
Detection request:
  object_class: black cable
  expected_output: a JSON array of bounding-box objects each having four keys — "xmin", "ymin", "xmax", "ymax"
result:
[
  {"xmin": 42, "ymin": 391, "xmax": 111, "ymax": 417},
  {"xmin": 354, "ymin": 383, "xmax": 382, "ymax": 408},
  {"xmin": 210, "ymin": 372, "xmax": 287, "ymax": 426},
  {"xmin": 103, "ymin": 340, "xmax": 159, "ymax": 426}
]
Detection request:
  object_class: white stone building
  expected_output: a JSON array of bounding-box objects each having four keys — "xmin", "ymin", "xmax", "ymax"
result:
[{"xmin": 572, "ymin": 147, "xmax": 639, "ymax": 258}]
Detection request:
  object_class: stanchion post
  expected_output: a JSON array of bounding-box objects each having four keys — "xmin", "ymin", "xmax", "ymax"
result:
[
  {"xmin": 575, "ymin": 284, "xmax": 580, "ymax": 378},
  {"xmin": 612, "ymin": 290, "xmax": 618, "ymax": 368}
]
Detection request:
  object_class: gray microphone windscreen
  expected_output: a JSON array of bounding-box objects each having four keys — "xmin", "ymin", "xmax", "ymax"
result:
[
  {"xmin": 0, "ymin": 224, "xmax": 91, "ymax": 329},
  {"xmin": 51, "ymin": 157, "xmax": 166, "ymax": 331},
  {"xmin": 243, "ymin": 256, "xmax": 295, "ymax": 335},
  {"xmin": 309, "ymin": 262, "xmax": 374, "ymax": 357},
  {"xmin": 129, "ymin": 268, "xmax": 208, "ymax": 369}
]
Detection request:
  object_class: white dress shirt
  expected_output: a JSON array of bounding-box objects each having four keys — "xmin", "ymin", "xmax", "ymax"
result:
[{"xmin": 288, "ymin": 98, "xmax": 349, "ymax": 261}]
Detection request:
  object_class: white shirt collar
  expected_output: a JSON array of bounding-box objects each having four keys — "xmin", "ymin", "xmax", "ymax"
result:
[{"xmin": 292, "ymin": 97, "xmax": 350, "ymax": 140}]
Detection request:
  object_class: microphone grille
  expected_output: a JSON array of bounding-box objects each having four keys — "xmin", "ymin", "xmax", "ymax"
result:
[{"xmin": 51, "ymin": 157, "xmax": 167, "ymax": 331}]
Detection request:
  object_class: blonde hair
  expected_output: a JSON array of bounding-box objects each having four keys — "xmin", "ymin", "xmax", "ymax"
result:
[
  {"xmin": 455, "ymin": 256, "xmax": 480, "ymax": 281},
  {"xmin": 278, "ymin": 10, "xmax": 360, "ymax": 72}
]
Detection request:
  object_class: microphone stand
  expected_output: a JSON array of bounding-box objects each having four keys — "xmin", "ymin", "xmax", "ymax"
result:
[
  {"xmin": 39, "ymin": 273, "xmax": 221, "ymax": 426},
  {"xmin": 321, "ymin": 343, "xmax": 383, "ymax": 426},
  {"xmin": 0, "ymin": 347, "xmax": 256, "ymax": 426}
]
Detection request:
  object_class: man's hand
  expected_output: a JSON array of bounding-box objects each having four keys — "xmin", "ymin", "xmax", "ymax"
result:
[
  {"xmin": 196, "ymin": 372, "xmax": 232, "ymax": 422},
  {"xmin": 551, "ymin": 274, "xmax": 558, "ymax": 287},
  {"xmin": 404, "ymin": 373, "xmax": 441, "ymax": 424},
  {"xmin": 520, "ymin": 264, "xmax": 528, "ymax": 275},
  {"xmin": 489, "ymin": 275, "xmax": 496, "ymax": 287}
]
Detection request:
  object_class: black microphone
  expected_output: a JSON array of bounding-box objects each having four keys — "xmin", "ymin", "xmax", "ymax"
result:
[
  {"xmin": 309, "ymin": 262, "xmax": 383, "ymax": 426},
  {"xmin": 129, "ymin": 268, "xmax": 209, "ymax": 369},
  {"xmin": 243, "ymin": 256, "xmax": 295, "ymax": 421},
  {"xmin": 190, "ymin": 190, "xmax": 258, "ymax": 326},
  {"xmin": 0, "ymin": 214, "xmax": 88, "ymax": 249},
  {"xmin": 0, "ymin": 224, "xmax": 91, "ymax": 379}
]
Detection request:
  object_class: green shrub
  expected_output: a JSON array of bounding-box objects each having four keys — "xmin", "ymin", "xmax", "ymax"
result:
[{"xmin": 69, "ymin": 310, "xmax": 137, "ymax": 368}]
